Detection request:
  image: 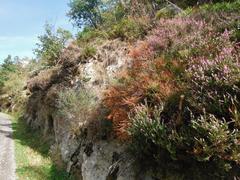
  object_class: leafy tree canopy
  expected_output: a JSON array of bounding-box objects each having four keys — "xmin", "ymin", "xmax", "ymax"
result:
[
  {"xmin": 68, "ymin": 0, "xmax": 103, "ymax": 29},
  {"xmin": 0, "ymin": 55, "xmax": 18, "ymax": 91},
  {"xmin": 34, "ymin": 23, "xmax": 72, "ymax": 66}
]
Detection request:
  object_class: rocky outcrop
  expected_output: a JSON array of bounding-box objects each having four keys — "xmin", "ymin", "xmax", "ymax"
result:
[
  {"xmin": 24, "ymin": 39, "xmax": 145, "ymax": 179},
  {"xmin": 67, "ymin": 140, "xmax": 138, "ymax": 180}
]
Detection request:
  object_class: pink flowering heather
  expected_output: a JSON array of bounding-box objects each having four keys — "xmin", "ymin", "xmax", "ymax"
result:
[
  {"xmin": 188, "ymin": 30, "xmax": 240, "ymax": 85},
  {"xmin": 131, "ymin": 16, "xmax": 239, "ymax": 119},
  {"xmin": 146, "ymin": 17, "xmax": 210, "ymax": 58},
  {"xmin": 187, "ymin": 30, "xmax": 240, "ymax": 118}
]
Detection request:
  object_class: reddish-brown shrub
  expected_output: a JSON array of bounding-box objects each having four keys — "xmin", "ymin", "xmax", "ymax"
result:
[
  {"xmin": 104, "ymin": 54, "xmax": 179, "ymax": 140},
  {"xmin": 129, "ymin": 41, "xmax": 154, "ymax": 60},
  {"xmin": 104, "ymin": 17, "xmax": 211, "ymax": 140}
]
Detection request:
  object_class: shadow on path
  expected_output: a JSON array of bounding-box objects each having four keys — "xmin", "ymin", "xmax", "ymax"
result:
[
  {"xmin": 11, "ymin": 117, "xmax": 72, "ymax": 180},
  {"xmin": 12, "ymin": 117, "xmax": 51, "ymax": 157},
  {"xmin": 0, "ymin": 129, "xmax": 13, "ymax": 138}
]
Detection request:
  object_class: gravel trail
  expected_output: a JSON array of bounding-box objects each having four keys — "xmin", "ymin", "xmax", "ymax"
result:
[{"xmin": 0, "ymin": 113, "xmax": 16, "ymax": 180}]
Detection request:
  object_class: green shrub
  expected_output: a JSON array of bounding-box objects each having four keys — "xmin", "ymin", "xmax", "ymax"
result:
[
  {"xmin": 155, "ymin": 7, "xmax": 176, "ymax": 19},
  {"xmin": 77, "ymin": 27, "xmax": 108, "ymax": 44},
  {"xmin": 3, "ymin": 71, "xmax": 27, "ymax": 105},
  {"xmin": 108, "ymin": 17, "xmax": 148, "ymax": 40},
  {"xmin": 0, "ymin": 55, "xmax": 18, "ymax": 90},
  {"xmin": 57, "ymin": 89, "xmax": 95, "ymax": 116},
  {"xmin": 74, "ymin": 2, "xmax": 153, "ymax": 42},
  {"xmin": 171, "ymin": 0, "xmax": 237, "ymax": 9},
  {"xmin": 112, "ymin": 3, "xmax": 126, "ymax": 21},
  {"xmin": 77, "ymin": 9, "xmax": 147, "ymax": 42},
  {"xmin": 81, "ymin": 46, "xmax": 97, "ymax": 60},
  {"xmin": 201, "ymin": 0, "xmax": 240, "ymax": 12},
  {"xmin": 101, "ymin": 3, "xmax": 126, "ymax": 28},
  {"xmin": 129, "ymin": 102, "xmax": 240, "ymax": 178},
  {"xmin": 128, "ymin": 103, "xmax": 173, "ymax": 158},
  {"xmin": 182, "ymin": 0, "xmax": 240, "ymax": 39},
  {"xmin": 191, "ymin": 112, "xmax": 240, "ymax": 163},
  {"xmin": 57, "ymin": 89, "xmax": 96, "ymax": 135},
  {"xmin": 0, "ymin": 56, "xmax": 32, "ymax": 112}
]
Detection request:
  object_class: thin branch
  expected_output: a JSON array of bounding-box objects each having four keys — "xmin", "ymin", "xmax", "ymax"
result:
[{"xmin": 164, "ymin": 0, "xmax": 184, "ymax": 13}]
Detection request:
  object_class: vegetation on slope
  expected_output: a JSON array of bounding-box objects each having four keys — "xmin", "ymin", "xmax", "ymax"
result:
[
  {"xmin": 0, "ymin": 56, "xmax": 33, "ymax": 112},
  {"xmin": 0, "ymin": 0, "xmax": 239, "ymax": 179},
  {"xmin": 103, "ymin": 0, "xmax": 240, "ymax": 179}
]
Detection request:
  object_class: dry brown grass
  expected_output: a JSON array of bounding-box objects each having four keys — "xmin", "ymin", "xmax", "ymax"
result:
[{"xmin": 27, "ymin": 67, "xmax": 61, "ymax": 92}]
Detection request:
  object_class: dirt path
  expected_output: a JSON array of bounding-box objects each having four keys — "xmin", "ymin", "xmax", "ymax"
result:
[{"xmin": 0, "ymin": 113, "xmax": 16, "ymax": 180}]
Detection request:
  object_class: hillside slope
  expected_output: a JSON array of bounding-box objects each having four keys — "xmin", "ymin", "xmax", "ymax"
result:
[
  {"xmin": 1, "ymin": 0, "xmax": 240, "ymax": 179},
  {"xmin": 25, "ymin": 40, "xmax": 134, "ymax": 179}
]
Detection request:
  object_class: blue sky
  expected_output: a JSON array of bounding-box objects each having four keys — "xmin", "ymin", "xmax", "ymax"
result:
[{"xmin": 0, "ymin": 0, "xmax": 78, "ymax": 62}]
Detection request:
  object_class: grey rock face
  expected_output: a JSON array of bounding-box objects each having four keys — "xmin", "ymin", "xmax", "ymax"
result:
[{"xmin": 25, "ymin": 39, "xmax": 149, "ymax": 179}]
